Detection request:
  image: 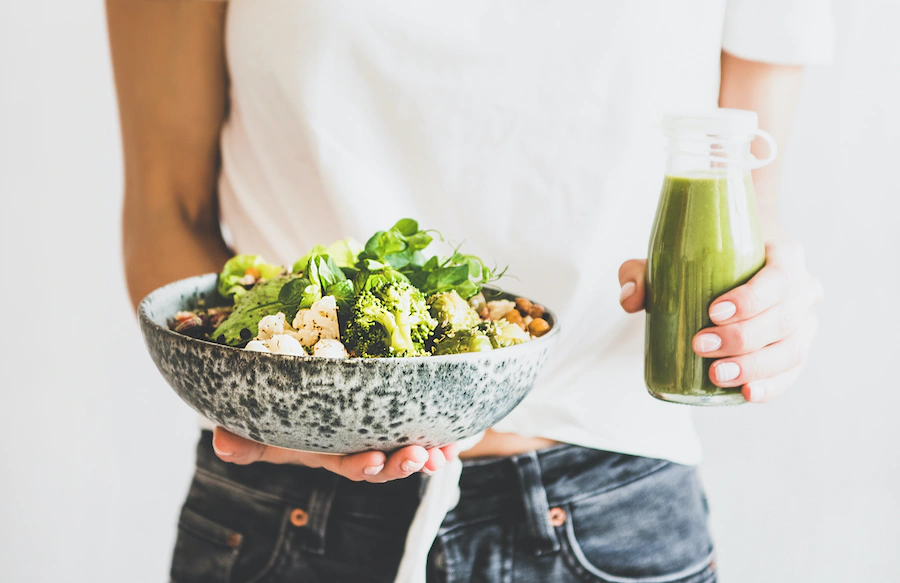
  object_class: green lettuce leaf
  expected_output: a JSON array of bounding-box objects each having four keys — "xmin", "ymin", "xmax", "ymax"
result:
[
  {"xmin": 211, "ymin": 275, "xmax": 295, "ymax": 346},
  {"xmin": 291, "ymin": 238, "xmax": 363, "ymax": 273},
  {"xmin": 217, "ymin": 255, "xmax": 283, "ymax": 299}
]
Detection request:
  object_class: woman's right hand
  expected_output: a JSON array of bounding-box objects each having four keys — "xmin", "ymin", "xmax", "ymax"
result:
[{"xmin": 212, "ymin": 427, "xmax": 459, "ymax": 483}]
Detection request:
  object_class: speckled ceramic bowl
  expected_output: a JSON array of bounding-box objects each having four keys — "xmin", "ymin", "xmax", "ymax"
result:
[{"xmin": 139, "ymin": 273, "xmax": 559, "ymax": 454}]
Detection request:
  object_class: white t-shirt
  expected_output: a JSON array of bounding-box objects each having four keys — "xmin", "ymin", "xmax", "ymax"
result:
[{"xmin": 214, "ymin": 1, "xmax": 832, "ymax": 580}]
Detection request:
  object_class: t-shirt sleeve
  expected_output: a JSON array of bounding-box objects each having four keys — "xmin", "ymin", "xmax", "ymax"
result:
[{"xmin": 722, "ymin": 0, "xmax": 835, "ymax": 65}]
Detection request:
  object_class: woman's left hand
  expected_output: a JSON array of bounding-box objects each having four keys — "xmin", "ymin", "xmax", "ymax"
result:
[{"xmin": 619, "ymin": 239, "xmax": 824, "ymax": 403}]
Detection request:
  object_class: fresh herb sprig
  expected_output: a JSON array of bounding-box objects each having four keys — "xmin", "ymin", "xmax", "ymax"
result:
[{"xmin": 357, "ymin": 219, "xmax": 506, "ymax": 299}]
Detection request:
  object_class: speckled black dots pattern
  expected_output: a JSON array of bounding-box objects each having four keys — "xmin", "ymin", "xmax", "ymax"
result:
[{"xmin": 139, "ymin": 274, "xmax": 559, "ymax": 454}]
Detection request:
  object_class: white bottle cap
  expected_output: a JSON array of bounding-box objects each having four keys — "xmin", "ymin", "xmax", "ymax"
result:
[
  {"xmin": 660, "ymin": 108, "xmax": 777, "ymax": 169},
  {"xmin": 661, "ymin": 108, "xmax": 759, "ymax": 138}
]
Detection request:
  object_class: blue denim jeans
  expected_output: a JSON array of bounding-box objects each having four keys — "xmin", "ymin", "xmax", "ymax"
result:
[{"xmin": 171, "ymin": 431, "xmax": 716, "ymax": 583}]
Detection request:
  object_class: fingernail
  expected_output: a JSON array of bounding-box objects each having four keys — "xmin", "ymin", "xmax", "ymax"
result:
[
  {"xmin": 747, "ymin": 383, "xmax": 766, "ymax": 402},
  {"xmin": 710, "ymin": 301, "xmax": 736, "ymax": 322},
  {"xmin": 619, "ymin": 282, "xmax": 636, "ymax": 303},
  {"xmin": 363, "ymin": 464, "xmax": 384, "ymax": 476},
  {"xmin": 696, "ymin": 333, "xmax": 722, "ymax": 353},
  {"xmin": 400, "ymin": 460, "xmax": 421, "ymax": 473},
  {"xmin": 715, "ymin": 362, "xmax": 741, "ymax": 382},
  {"xmin": 212, "ymin": 443, "xmax": 233, "ymax": 457}
]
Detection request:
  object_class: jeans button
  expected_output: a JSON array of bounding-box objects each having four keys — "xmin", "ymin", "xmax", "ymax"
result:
[{"xmin": 548, "ymin": 507, "xmax": 567, "ymax": 527}]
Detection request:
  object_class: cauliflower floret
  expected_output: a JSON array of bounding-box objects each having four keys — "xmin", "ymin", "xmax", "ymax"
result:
[
  {"xmin": 486, "ymin": 299, "xmax": 517, "ymax": 321},
  {"xmin": 256, "ymin": 312, "xmax": 288, "ymax": 340},
  {"xmin": 244, "ymin": 340, "xmax": 271, "ymax": 353},
  {"xmin": 496, "ymin": 318, "xmax": 532, "ymax": 343},
  {"xmin": 291, "ymin": 295, "xmax": 341, "ymax": 347},
  {"xmin": 264, "ymin": 334, "xmax": 307, "ymax": 356},
  {"xmin": 312, "ymin": 338, "xmax": 350, "ymax": 359}
]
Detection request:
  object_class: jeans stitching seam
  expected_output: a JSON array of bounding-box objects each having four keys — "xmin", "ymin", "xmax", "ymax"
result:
[
  {"xmin": 179, "ymin": 507, "xmax": 239, "ymax": 548},
  {"xmin": 551, "ymin": 460, "xmax": 672, "ymax": 506},
  {"xmin": 194, "ymin": 467, "xmax": 307, "ymax": 507},
  {"xmin": 560, "ymin": 514, "xmax": 716, "ymax": 583},
  {"xmin": 244, "ymin": 507, "xmax": 293, "ymax": 583}
]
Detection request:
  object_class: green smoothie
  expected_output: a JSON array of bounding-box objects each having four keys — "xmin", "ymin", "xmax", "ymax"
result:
[{"xmin": 645, "ymin": 171, "xmax": 765, "ymax": 405}]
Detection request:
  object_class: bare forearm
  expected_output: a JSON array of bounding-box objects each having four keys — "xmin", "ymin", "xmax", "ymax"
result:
[
  {"xmin": 124, "ymin": 201, "xmax": 231, "ymax": 310},
  {"xmin": 107, "ymin": 0, "xmax": 231, "ymax": 310},
  {"xmin": 718, "ymin": 51, "xmax": 804, "ymax": 240}
]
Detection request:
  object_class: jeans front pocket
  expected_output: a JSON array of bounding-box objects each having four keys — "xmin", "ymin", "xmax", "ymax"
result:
[
  {"xmin": 170, "ymin": 470, "xmax": 294, "ymax": 583},
  {"xmin": 558, "ymin": 463, "xmax": 716, "ymax": 583}
]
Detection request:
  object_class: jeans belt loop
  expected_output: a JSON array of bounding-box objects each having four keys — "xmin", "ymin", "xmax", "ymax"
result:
[{"xmin": 512, "ymin": 451, "xmax": 561, "ymax": 555}]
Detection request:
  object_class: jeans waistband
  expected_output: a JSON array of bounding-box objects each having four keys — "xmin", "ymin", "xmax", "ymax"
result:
[
  {"xmin": 442, "ymin": 444, "xmax": 672, "ymax": 555},
  {"xmin": 458, "ymin": 443, "xmax": 670, "ymax": 504}
]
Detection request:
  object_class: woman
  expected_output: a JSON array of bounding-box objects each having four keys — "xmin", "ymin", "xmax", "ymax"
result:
[{"xmin": 108, "ymin": 1, "xmax": 829, "ymax": 581}]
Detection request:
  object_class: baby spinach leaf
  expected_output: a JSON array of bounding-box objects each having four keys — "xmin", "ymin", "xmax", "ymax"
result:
[
  {"xmin": 278, "ymin": 277, "xmax": 311, "ymax": 306},
  {"xmin": 393, "ymin": 218, "xmax": 419, "ymax": 237},
  {"xmin": 406, "ymin": 232, "xmax": 433, "ymax": 250},
  {"xmin": 325, "ymin": 279, "xmax": 355, "ymax": 315},
  {"xmin": 312, "ymin": 255, "xmax": 347, "ymax": 289},
  {"xmin": 425, "ymin": 264, "xmax": 470, "ymax": 293},
  {"xmin": 298, "ymin": 283, "xmax": 322, "ymax": 310}
]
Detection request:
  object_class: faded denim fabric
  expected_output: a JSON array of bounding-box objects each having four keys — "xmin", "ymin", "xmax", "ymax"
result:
[{"xmin": 170, "ymin": 432, "xmax": 715, "ymax": 583}]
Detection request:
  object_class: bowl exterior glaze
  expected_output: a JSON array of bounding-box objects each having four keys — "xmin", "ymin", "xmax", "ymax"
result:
[{"xmin": 139, "ymin": 274, "xmax": 559, "ymax": 453}]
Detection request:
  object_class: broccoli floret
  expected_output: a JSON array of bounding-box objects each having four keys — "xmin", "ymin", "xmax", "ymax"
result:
[
  {"xmin": 344, "ymin": 268, "xmax": 437, "ymax": 357},
  {"xmin": 433, "ymin": 328, "xmax": 493, "ymax": 355},
  {"xmin": 479, "ymin": 319, "xmax": 531, "ymax": 349},
  {"xmin": 428, "ymin": 290, "xmax": 482, "ymax": 332}
]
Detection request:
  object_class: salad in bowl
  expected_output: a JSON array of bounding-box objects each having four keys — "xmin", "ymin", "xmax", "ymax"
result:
[{"xmin": 139, "ymin": 219, "xmax": 558, "ymax": 453}]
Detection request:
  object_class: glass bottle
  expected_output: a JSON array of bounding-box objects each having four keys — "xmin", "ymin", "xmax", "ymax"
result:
[{"xmin": 645, "ymin": 109, "xmax": 776, "ymax": 406}]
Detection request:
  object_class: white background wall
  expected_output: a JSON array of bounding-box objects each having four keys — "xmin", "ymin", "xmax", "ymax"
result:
[{"xmin": 1, "ymin": 1, "xmax": 897, "ymax": 581}]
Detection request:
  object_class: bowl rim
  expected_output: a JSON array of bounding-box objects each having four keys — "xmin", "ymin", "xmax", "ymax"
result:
[{"xmin": 138, "ymin": 272, "xmax": 561, "ymax": 364}]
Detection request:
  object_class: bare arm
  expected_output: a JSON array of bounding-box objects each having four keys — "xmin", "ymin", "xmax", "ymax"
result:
[
  {"xmin": 107, "ymin": 0, "xmax": 232, "ymax": 311},
  {"xmin": 718, "ymin": 50, "xmax": 805, "ymax": 240},
  {"xmin": 107, "ymin": 0, "xmax": 456, "ymax": 478}
]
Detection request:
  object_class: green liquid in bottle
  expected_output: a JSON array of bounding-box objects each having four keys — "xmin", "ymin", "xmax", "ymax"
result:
[{"xmin": 645, "ymin": 171, "xmax": 765, "ymax": 406}]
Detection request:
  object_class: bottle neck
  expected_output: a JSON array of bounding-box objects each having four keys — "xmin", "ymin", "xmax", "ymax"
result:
[{"xmin": 665, "ymin": 134, "xmax": 754, "ymax": 177}]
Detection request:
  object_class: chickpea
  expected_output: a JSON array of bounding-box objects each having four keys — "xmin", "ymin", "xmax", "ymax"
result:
[
  {"xmin": 529, "ymin": 304, "xmax": 545, "ymax": 319},
  {"xmin": 503, "ymin": 309, "xmax": 527, "ymax": 330},
  {"xmin": 528, "ymin": 318, "xmax": 551, "ymax": 337},
  {"xmin": 515, "ymin": 297, "xmax": 534, "ymax": 316}
]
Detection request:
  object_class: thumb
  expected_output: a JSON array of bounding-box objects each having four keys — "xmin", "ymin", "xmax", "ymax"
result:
[
  {"xmin": 212, "ymin": 426, "xmax": 268, "ymax": 465},
  {"xmin": 617, "ymin": 259, "xmax": 647, "ymax": 314}
]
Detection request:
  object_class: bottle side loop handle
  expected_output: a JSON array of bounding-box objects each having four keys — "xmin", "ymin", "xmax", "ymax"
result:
[
  {"xmin": 749, "ymin": 128, "xmax": 778, "ymax": 170},
  {"xmin": 662, "ymin": 128, "xmax": 779, "ymax": 170}
]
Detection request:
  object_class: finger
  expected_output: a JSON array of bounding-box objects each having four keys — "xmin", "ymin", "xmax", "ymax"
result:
[
  {"xmin": 694, "ymin": 280, "xmax": 820, "ymax": 357},
  {"xmin": 212, "ymin": 426, "xmax": 269, "ymax": 465},
  {"xmin": 439, "ymin": 442, "xmax": 460, "ymax": 462},
  {"xmin": 618, "ymin": 259, "xmax": 647, "ymax": 314},
  {"xmin": 742, "ymin": 366, "xmax": 804, "ymax": 404},
  {"xmin": 708, "ymin": 314, "xmax": 817, "ymax": 388},
  {"xmin": 322, "ymin": 450, "xmax": 390, "ymax": 482},
  {"xmin": 423, "ymin": 447, "xmax": 448, "ymax": 474},
  {"xmin": 708, "ymin": 240, "xmax": 806, "ymax": 325},
  {"xmin": 365, "ymin": 445, "xmax": 429, "ymax": 484},
  {"xmin": 213, "ymin": 427, "xmax": 390, "ymax": 481}
]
